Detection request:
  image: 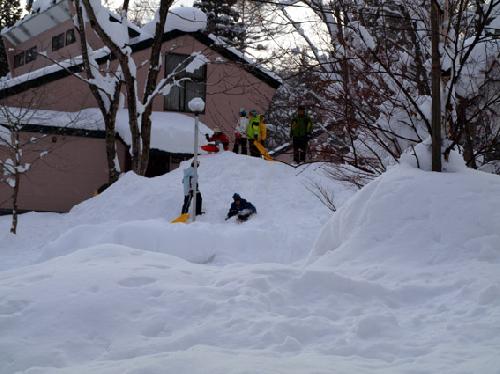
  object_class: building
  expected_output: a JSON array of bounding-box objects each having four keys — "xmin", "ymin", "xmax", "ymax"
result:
[{"xmin": 0, "ymin": 1, "xmax": 280, "ymax": 213}]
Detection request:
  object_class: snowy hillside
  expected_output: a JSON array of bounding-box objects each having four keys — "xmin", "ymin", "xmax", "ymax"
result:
[{"xmin": 1, "ymin": 153, "xmax": 500, "ymax": 373}]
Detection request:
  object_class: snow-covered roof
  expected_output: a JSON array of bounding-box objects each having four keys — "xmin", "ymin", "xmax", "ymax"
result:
[
  {"xmin": 139, "ymin": 7, "xmax": 207, "ymax": 40},
  {"xmin": 1, "ymin": 0, "xmax": 141, "ymax": 45},
  {"xmin": 2, "ymin": 0, "xmax": 71, "ymax": 45},
  {"xmin": 0, "ymin": 6, "xmax": 280, "ymax": 96},
  {"xmin": 115, "ymin": 110, "xmax": 212, "ymax": 154},
  {"xmin": 0, "ymin": 107, "xmax": 212, "ymax": 154},
  {"xmin": 0, "ymin": 47, "xmax": 111, "ymax": 90}
]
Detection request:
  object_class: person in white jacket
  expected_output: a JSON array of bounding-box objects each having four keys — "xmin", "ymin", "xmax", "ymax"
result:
[
  {"xmin": 181, "ymin": 161, "xmax": 202, "ymax": 215},
  {"xmin": 233, "ymin": 108, "xmax": 248, "ymax": 154}
]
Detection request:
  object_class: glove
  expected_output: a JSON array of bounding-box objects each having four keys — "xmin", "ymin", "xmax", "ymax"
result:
[
  {"xmin": 254, "ymin": 135, "xmax": 258, "ymax": 140},
  {"xmin": 205, "ymin": 134, "xmax": 210, "ymax": 140}
]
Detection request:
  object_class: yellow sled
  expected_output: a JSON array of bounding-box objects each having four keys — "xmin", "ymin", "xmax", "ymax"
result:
[
  {"xmin": 171, "ymin": 213, "xmax": 190, "ymax": 223},
  {"xmin": 253, "ymin": 140, "xmax": 273, "ymax": 161}
]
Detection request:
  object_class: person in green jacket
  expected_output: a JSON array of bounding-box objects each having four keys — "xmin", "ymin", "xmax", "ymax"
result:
[
  {"xmin": 290, "ymin": 105, "xmax": 313, "ymax": 163},
  {"xmin": 246, "ymin": 109, "xmax": 262, "ymax": 157}
]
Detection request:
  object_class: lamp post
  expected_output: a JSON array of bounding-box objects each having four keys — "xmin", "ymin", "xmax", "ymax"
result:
[{"xmin": 188, "ymin": 97, "xmax": 205, "ymax": 223}]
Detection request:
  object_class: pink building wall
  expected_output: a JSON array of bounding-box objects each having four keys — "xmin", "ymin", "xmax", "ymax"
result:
[
  {"xmin": 0, "ymin": 132, "xmax": 128, "ymax": 213},
  {"xmin": 2, "ymin": 34, "xmax": 277, "ymax": 137},
  {"xmin": 4, "ymin": 2, "xmax": 105, "ymax": 78}
]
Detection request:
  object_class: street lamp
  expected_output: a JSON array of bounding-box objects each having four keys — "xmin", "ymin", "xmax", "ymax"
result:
[{"xmin": 188, "ymin": 97, "xmax": 205, "ymax": 223}]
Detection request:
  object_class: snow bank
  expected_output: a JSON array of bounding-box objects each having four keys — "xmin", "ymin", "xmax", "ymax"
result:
[
  {"xmin": 33, "ymin": 153, "xmax": 339, "ymax": 266},
  {"xmin": 2, "ymin": 154, "xmax": 500, "ymax": 373},
  {"xmin": 310, "ymin": 162, "xmax": 500, "ymax": 284}
]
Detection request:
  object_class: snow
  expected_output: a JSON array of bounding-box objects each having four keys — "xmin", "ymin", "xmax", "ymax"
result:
[
  {"xmin": 89, "ymin": 0, "xmax": 128, "ymax": 49},
  {"xmin": 115, "ymin": 110, "xmax": 212, "ymax": 154},
  {"xmin": 0, "ymin": 47, "xmax": 111, "ymax": 90},
  {"xmin": 140, "ymin": 7, "xmax": 208, "ymax": 39},
  {"xmin": 0, "ymin": 107, "xmax": 103, "ymax": 130},
  {"xmin": 1, "ymin": 153, "xmax": 500, "ymax": 373},
  {"xmin": 399, "ymin": 136, "xmax": 467, "ymax": 172},
  {"xmin": 0, "ymin": 107, "xmax": 213, "ymax": 154},
  {"xmin": 31, "ymin": 0, "xmax": 58, "ymax": 14},
  {"xmin": 188, "ymin": 97, "xmax": 205, "ymax": 112}
]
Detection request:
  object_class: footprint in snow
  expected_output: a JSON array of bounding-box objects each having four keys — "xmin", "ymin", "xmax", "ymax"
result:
[
  {"xmin": 118, "ymin": 277, "xmax": 157, "ymax": 287},
  {"xmin": 0, "ymin": 299, "xmax": 31, "ymax": 315}
]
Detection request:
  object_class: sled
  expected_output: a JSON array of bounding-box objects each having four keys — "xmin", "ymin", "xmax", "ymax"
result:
[
  {"xmin": 253, "ymin": 140, "xmax": 273, "ymax": 161},
  {"xmin": 171, "ymin": 213, "xmax": 190, "ymax": 223},
  {"xmin": 201, "ymin": 144, "xmax": 221, "ymax": 153}
]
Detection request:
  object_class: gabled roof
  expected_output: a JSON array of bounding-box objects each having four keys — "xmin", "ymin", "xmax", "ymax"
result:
[
  {"xmin": 1, "ymin": 0, "xmax": 140, "ymax": 45},
  {"xmin": 2, "ymin": 0, "xmax": 72, "ymax": 45},
  {"xmin": 0, "ymin": 29, "xmax": 281, "ymax": 99}
]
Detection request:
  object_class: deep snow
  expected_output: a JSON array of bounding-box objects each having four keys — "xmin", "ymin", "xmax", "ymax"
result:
[{"xmin": 1, "ymin": 152, "xmax": 499, "ymax": 373}]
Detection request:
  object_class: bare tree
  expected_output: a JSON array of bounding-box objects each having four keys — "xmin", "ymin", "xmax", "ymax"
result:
[
  {"xmin": 79, "ymin": 0, "xmax": 209, "ymax": 175},
  {"xmin": 267, "ymin": 0, "xmax": 500, "ymax": 182},
  {"xmin": 0, "ymin": 94, "xmax": 68, "ymax": 234}
]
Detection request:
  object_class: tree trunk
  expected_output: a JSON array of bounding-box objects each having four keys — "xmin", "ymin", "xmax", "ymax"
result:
[
  {"xmin": 431, "ymin": 0, "xmax": 442, "ymax": 172},
  {"xmin": 75, "ymin": 0, "xmax": 120, "ymax": 182},
  {"xmin": 138, "ymin": 0, "xmax": 173, "ymax": 175},
  {"xmin": 105, "ymin": 114, "xmax": 119, "ymax": 183},
  {"xmin": 10, "ymin": 171, "xmax": 19, "ymax": 234},
  {"xmin": 10, "ymin": 131, "xmax": 21, "ymax": 235}
]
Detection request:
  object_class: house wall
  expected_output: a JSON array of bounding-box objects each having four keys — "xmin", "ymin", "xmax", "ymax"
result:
[
  {"xmin": 0, "ymin": 133, "xmax": 128, "ymax": 213},
  {"xmin": 4, "ymin": 15, "xmax": 104, "ymax": 78},
  {"xmin": 136, "ymin": 35, "xmax": 276, "ymax": 140},
  {"xmin": 3, "ymin": 34, "xmax": 277, "ymax": 138}
]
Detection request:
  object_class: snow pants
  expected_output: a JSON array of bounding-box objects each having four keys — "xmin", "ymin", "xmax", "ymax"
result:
[
  {"xmin": 292, "ymin": 136, "xmax": 308, "ymax": 163},
  {"xmin": 181, "ymin": 191, "xmax": 203, "ymax": 215},
  {"xmin": 233, "ymin": 137, "xmax": 248, "ymax": 154},
  {"xmin": 249, "ymin": 140, "xmax": 261, "ymax": 157}
]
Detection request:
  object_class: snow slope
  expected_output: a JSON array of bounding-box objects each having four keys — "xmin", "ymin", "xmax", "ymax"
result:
[
  {"xmin": 1, "ymin": 153, "xmax": 500, "ymax": 373},
  {"xmin": 0, "ymin": 152, "xmax": 350, "ymax": 269}
]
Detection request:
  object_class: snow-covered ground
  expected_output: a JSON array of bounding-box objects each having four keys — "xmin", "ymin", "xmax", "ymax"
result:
[{"xmin": 1, "ymin": 152, "xmax": 499, "ymax": 373}]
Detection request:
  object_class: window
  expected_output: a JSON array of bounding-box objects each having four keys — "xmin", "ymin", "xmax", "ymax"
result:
[
  {"xmin": 52, "ymin": 33, "xmax": 65, "ymax": 51},
  {"xmin": 14, "ymin": 52, "xmax": 25, "ymax": 68},
  {"xmin": 25, "ymin": 46, "xmax": 37, "ymax": 63},
  {"xmin": 66, "ymin": 29, "xmax": 76, "ymax": 45},
  {"xmin": 164, "ymin": 53, "xmax": 207, "ymax": 113}
]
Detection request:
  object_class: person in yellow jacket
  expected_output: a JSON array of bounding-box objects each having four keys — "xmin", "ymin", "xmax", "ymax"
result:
[{"xmin": 246, "ymin": 109, "xmax": 265, "ymax": 157}]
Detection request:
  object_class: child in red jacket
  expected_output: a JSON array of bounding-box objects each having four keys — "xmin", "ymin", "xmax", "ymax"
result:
[{"xmin": 202, "ymin": 128, "xmax": 230, "ymax": 153}]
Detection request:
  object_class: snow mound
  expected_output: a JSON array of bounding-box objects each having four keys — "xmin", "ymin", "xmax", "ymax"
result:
[
  {"xmin": 310, "ymin": 164, "xmax": 500, "ymax": 278},
  {"xmin": 2, "ymin": 155, "xmax": 500, "ymax": 373},
  {"xmin": 1, "ymin": 152, "xmax": 347, "ymax": 267}
]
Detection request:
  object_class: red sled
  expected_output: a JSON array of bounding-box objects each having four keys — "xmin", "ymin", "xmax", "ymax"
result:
[{"xmin": 201, "ymin": 144, "xmax": 221, "ymax": 153}]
